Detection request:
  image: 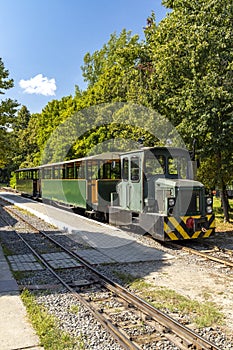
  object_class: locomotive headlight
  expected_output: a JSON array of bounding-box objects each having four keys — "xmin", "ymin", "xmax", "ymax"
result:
[
  {"xmin": 206, "ymin": 206, "xmax": 213, "ymax": 214},
  {"xmin": 167, "ymin": 197, "xmax": 176, "ymax": 216},
  {"xmin": 168, "ymin": 198, "xmax": 175, "ymax": 207},
  {"xmin": 206, "ymin": 197, "xmax": 212, "ymax": 205}
]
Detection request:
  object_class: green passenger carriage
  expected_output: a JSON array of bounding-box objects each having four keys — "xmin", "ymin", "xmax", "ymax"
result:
[
  {"xmin": 16, "ymin": 152, "xmax": 121, "ymax": 218},
  {"xmin": 15, "ymin": 167, "xmax": 40, "ymax": 197}
]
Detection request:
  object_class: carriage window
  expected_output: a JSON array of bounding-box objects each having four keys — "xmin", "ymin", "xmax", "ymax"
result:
[
  {"xmin": 92, "ymin": 163, "xmax": 99, "ymax": 179},
  {"xmin": 73, "ymin": 162, "xmax": 80, "ymax": 179},
  {"xmin": 99, "ymin": 160, "xmax": 120, "ymax": 179},
  {"xmin": 145, "ymin": 155, "xmax": 165, "ymax": 176},
  {"xmin": 32, "ymin": 170, "xmax": 39, "ymax": 180},
  {"xmin": 131, "ymin": 157, "xmax": 140, "ymax": 182},
  {"xmin": 87, "ymin": 161, "xmax": 99, "ymax": 179},
  {"xmin": 76, "ymin": 162, "xmax": 85, "ymax": 179},
  {"xmin": 111, "ymin": 161, "xmax": 120, "ymax": 179},
  {"xmin": 43, "ymin": 168, "xmax": 52, "ymax": 179},
  {"xmin": 54, "ymin": 167, "xmax": 62, "ymax": 179},
  {"xmin": 101, "ymin": 162, "xmax": 110, "ymax": 179},
  {"xmin": 67, "ymin": 164, "xmax": 74, "ymax": 179},
  {"xmin": 168, "ymin": 156, "xmax": 188, "ymax": 178},
  {"xmin": 122, "ymin": 158, "xmax": 129, "ymax": 180}
]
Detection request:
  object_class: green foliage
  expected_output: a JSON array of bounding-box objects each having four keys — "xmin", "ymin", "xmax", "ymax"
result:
[
  {"xmin": 114, "ymin": 272, "xmax": 224, "ymax": 328},
  {"xmin": 81, "ymin": 29, "xmax": 153, "ymax": 107},
  {"xmin": 70, "ymin": 122, "xmax": 158, "ymax": 158},
  {"xmin": 145, "ymin": 288, "xmax": 223, "ymax": 327},
  {"xmin": 214, "ymin": 197, "xmax": 233, "ymax": 230},
  {"xmin": 40, "ymin": 101, "xmax": 180, "ymax": 165},
  {"xmin": 11, "ymin": 106, "xmax": 36, "ymax": 169},
  {"xmin": 147, "ymin": 0, "xmax": 233, "ymax": 147},
  {"xmin": 0, "ymin": 58, "xmax": 19, "ymax": 167},
  {"xmin": 144, "ymin": 0, "xmax": 233, "ymax": 222},
  {"xmin": 0, "ymin": 58, "xmax": 14, "ymax": 92},
  {"xmin": 21, "ymin": 289, "xmax": 84, "ymax": 350},
  {"xmin": 82, "ymin": 29, "xmax": 140, "ymax": 87},
  {"xmin": 9, "ymin": 172, "xmax": 16, "ymax": 188}
]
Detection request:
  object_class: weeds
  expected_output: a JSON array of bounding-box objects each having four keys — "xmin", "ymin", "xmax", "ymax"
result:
[
  {"xmin": 21, "ymin": 289, "xmax": 85, "ymax": 350},
  {"xmin": 214, "ymin": 197, "xmax": 233, "ymax": 231},
  {"xmin": 114, "ymin": 272, "xmax": 224, "ymax": 328}
]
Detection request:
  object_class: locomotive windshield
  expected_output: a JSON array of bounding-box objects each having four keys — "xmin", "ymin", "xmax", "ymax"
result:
[
  {"xmin": 144, "ymin": 151, "xmax": 189, "ymax": 179},
  {"xmin": 168, "ymin": 156, "xmax": 188, "ymax": 178},
  {"xmin": 145, "ymin": 155, "xmax": 165, "ymax": 176}
]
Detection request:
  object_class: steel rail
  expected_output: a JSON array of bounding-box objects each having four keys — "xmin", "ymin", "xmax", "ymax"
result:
[
  {"xmin": 171, "ymin": 243, "xmax": 233, "ymax": 268},
  {"xmin": 1, "ymin": 203, "xmax": 222, "ymax": 350}
]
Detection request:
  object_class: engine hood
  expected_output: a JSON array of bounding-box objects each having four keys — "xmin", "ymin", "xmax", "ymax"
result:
[{"xmin": 155, "ymin": 178, "xmax": 204, "ymax": 189}]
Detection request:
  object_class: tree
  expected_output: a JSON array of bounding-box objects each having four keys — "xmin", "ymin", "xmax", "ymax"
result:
[
  {"xmin": 0, "ymin": 58, "xmax": 18, "ymax": 169},
  {"xmin": 11, "ymin": 106, "xmax": 35, "ymax": 168},
  {"xmin": 12, "ymin": 105, "xmax": 31, "ymax": 131},
  {"xmin": 145, "ymin": 0, "xmax": 233, "ymax": 221},
  {"xmin": 81, "ymin": 29, "xmax": 145, "ymax": 104}
]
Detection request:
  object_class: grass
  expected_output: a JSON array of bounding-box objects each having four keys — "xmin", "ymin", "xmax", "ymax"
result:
[
  {"xmin": 21, "ymin": 289, "xmax": 85, "ymax": 350},
  {"xmin": 140, "ymin": 286, "xmax": 223, "ymax": 328},
  {"xmin": 69, "ymin": 304, "xmax": 80, "ymax": 314},
  {"xmin": 14, "ymin": 206, "xmax": 35, "ymax": 217},
  {"xmin": 113, "ymin": 272, "xmax": 224, "ymax": 328},
  {"xmin": 12, "ymin": 270, "xmax": 30, "ymax": 281},
  {"xmin": 213, "ymin": 197, "xmax": 233, "ymax": 232},
  {"xmin": 1, "ymin": 243, "xmax": 14, "ymax": 256}
]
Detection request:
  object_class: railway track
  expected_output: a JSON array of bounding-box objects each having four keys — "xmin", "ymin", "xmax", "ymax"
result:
[
  {"xmin": 167, "ymin": 241, "xmax": 233, "ymax": 269},
  {"xmin": 0, "ymin": 201, "xmax": 221, "ymax": 350}
]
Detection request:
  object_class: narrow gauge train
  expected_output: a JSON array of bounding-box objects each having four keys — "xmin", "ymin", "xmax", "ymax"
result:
[{"xmin": 15, "ymin": 147, "xmax": 215, "ymax": 241}]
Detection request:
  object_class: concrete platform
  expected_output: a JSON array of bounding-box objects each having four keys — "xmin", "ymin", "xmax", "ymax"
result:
[
  {"xmin": 0, "ymin": 245, "xmax": 43, "ymax": 350},
  {"xmin": 0, "ymin": 192, "xmax": 174, "ymax": 264}
]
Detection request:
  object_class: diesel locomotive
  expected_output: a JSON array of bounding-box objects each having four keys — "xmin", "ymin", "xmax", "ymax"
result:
[{"xmin": 15, "ymin": 146, "xmax": 215, "ymax": 241}]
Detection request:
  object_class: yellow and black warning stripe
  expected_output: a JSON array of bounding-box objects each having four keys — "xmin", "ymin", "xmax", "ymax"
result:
[{"xmin": 164, "ymin": 214, "xmax": 215, "ymax": 241}]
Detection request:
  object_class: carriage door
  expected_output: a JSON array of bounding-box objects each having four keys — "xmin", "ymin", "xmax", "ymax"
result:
[
  {"xmin": 87, "ymin": 160, "xmax": 98, "ymax": 208},
  {"xmin": 128, "ymin": 155, "xmax": 143, "ymax": 212},
  {"xmin": 120, "ymin": 157, "xmax": 130, "ymax": 209},
  {"xmin": 120, "ymin": 155, "xmax": 142, "ymax": 211}
]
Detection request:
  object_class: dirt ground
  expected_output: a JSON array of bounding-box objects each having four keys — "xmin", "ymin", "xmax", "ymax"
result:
[{"xmin": 143, "ymin": 253, "xmax": 233, "ymax": 333}]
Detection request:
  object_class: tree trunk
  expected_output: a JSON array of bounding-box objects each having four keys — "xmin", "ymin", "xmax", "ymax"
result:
[
  {"xmin": 216, "ymin": 151, "xmax": 230, "ymax": 223},
  {"xmin": 220, "ymin": 187, "xmax": 230, "ymax": 223}
]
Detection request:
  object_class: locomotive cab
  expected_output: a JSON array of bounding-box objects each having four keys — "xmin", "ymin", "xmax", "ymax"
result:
[{"xmin": 109, "ymin": 146, "xmax": 215, "ymax": 241}]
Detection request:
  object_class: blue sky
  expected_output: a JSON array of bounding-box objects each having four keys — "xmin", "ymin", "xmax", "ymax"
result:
[{"xmin": 0, "ymin": 0, "xmax": 169, "ymax": 114}]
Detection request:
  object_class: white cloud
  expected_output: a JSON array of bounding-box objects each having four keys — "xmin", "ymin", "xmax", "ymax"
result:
[{"xmin": 19, "ymin": 74, "xmax": 56, "ymax": 96}]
